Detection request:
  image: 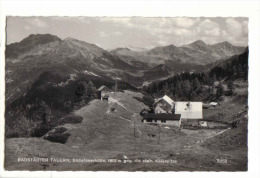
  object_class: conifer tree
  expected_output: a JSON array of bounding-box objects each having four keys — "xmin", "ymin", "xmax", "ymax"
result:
[
  {"xmin": 216, "ymin": 82, "xmax": 224, "ymax": 97},
  {"xmin": 227, "ymin": 81, "xmax": 234, "ymax": 95}
]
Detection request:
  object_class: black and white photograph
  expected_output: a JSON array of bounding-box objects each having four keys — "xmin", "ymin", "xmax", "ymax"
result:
[{"xmin": 3, "ymin": 16, "xmax": 250, "ymax": 172}]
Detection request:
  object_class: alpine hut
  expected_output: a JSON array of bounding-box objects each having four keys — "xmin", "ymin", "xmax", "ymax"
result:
[
  {"xmin": 98, "ymin": 85, "xmax": 111, "ymax": 101},
  {"xmin": 174, "ymin": 102, "xmax": 203, "ymax": 127},
  {"xmin": 153, "ymin": 95, "xmax": 174, "ymax": 114},
  {"xmin": 142, "ymin": 113, "xmax": 181, "ymax": 126}
]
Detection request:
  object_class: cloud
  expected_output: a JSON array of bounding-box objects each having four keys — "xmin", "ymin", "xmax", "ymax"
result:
[
  {"xmin": 242, "ymin": 20, "xmax": 248, "ymax": 35},
  {"xmin": 222, "ymin": 18, "xmax": 248, "ymax": 46},
  {"xmin": 97, "ymin": 17, "xmax": 247, "ymax": 46},
  {"xmin": 50, "ymin": 16, "xmax": 90, "ymax": 24},
  {"xmin": 225, "ymin": 18, "xmax": 243, "ymax": 37},
  {"xmin": 114, "ymin": 31, "xmax": 122, "ymax": 36},
  {"xmin": 200, "ymin": 36, "xmax": 219, "ymax": 44},
  {"xmin": 99, "ymin": 31, "xmax": 107, "ymax": 37},
  {"xmin": 172, "ymin": 28, "xmax": 193, "ymax": 36},
  {"xmin": 24, "ymin": 25, "xmax": 31, "ymax": 30},
  {"xmin": 204, "ymin": 28, "xmax": 221, "ymax": 37},
  {"xmin": 26, "ymin": 18, "xmax": 48, "ymax": 28},
  {"xmin": 196, "ymin": 19, "xmax": 221, "ymax": 37},
  {"xmin": 172, "ymin": 17, "xmax": 200, "ymax": 28},
  {"xmin": 157, "ymin": 40, "xmax": 168, "ymax": 46},
  {"xmin": 95, "ymin": 18, "xmax": 202, "ymax": 48},
  {"xmin": 99, "ymin": 17, "xmax": 132, "ymax": 27},
  {"xmin": 200, "ymin": 19, "xmax": 219, "ymax": 30}
]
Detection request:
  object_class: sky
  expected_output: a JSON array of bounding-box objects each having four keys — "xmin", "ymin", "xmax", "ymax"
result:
[{"xmin": 6, "ymin": 17, "xmax": 248, "ymax": 49}]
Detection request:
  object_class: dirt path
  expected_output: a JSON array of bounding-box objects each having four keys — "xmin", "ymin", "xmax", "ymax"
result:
[
  {"xmin": 119, "ymin": 116, "xmax": 133, "ymax": 123},
  {"xmin": 206, "ymin": 128, "xmax": 231, "ymax": 140},
  {"xmin": 108, "ymin": 97, "xmax": 129, "ymax": 111}
]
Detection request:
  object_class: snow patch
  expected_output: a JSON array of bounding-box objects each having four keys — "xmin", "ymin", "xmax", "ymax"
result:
[
  {"xmin": 6, "ymin": 79, "xmax": 14, "ymax": 83},
  {"xmin": 53, "ymin": 73, "xmax": 77, "ymax": 87},
  {"xmin": 83, "ymin": 70, "xmax": 100, "ymax": 77},
  {"xmin": 6, "ymin": 70, "xmax": 13, "ymax": 75},
  {"xmin": 10, "ymin": 59, "xmax": 21, "ymax": 63},
  {"xmin": 74, "ymin": 69, "xmax": 79, "ymax": 73},
  {"xmin": 90, "ymin": 72, "xmax": 100, "ymax": 77}
]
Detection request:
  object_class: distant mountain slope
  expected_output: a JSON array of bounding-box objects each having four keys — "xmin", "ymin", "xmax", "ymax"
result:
[
  {"xmin": 142, "ymin": 64, "xmax": 171, "ymax": 81},
  {"xmin": 111, "ymin": 40, "xmax": 246, "ymax": 66},
  {"xmin": 6, "ymin": 34, "xmax": 62, "ymax": 58},
  {"xmin": 182, "ymin": 40, "xmax": 211, "ymax": 52},
  {"xmin": 148, "ymin": 40, "xmax": 246, "ymax": 65},
  {"xmin": 145, "ymin": 47, "xmax": 248, "ymax": 101},
  {"xmin": 210, "ymin": 41, "xmax": 246, "ymax": 57},
  {"xmin": 6, "ymin": 34, "xmax": 174, "ymax": 104},
  {"xmin": 209, "ymin": 47, "xmax": 248, "ymax": 80},
  {"xmin": 5, "ymin": 34, "xmax": 139, "ymax": 104},
  {"xmin": 146, "ymin": 44, "xmax": 192, "ymax": 62},
  {"xmin": 126, "ymin": 45, "xmax": 147, "ymax": 52}
]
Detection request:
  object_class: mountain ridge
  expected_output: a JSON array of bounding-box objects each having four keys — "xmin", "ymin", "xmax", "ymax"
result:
[
  {"xmin": 5, "ymin": 34, "xmax": 247, "ymax": 104},
  {"xmin": 111, "ymin": 39, "xmax": 246, "ymax": 66}
]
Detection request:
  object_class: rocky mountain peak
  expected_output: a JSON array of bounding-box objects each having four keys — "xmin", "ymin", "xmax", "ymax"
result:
[
  {"xmin": 20, "ymin": 34, "xmax": 61, "ymax": 45},
  {"xmin": 191, "ymin": 40, "xmax": 207, "ymax": 46}
]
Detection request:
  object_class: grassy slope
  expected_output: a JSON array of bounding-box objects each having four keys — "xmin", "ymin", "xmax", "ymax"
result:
[
  {"xmin": 5, "ymin": 90, "xmax": 247, "ymax": 171},
  {"xmin": 200, "ymin": 80, "xmax": 248, "ymax": 171}
]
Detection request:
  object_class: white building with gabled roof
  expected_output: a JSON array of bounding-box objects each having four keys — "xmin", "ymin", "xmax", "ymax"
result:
[
  {"xmin": 174, "ymin": 101, "xmax": 203, "ymax": 126},
  {"xmin": 153, "ymin": 95, "xmax": 174, "ymax": 114}
]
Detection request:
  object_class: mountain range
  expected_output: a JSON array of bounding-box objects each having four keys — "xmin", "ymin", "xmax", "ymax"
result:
[
  {"xmin": 111, "ymin": 40, "xmax": 246, "ymax": 65},
  {"xmin": 5, "ymin": 34, "xmax": 246, "ymax": 104}
]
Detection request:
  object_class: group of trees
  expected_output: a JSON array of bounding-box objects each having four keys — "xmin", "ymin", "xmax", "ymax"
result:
[
  {"xmin": 144, "ymin": 72, "xmax": 233, "ymax": 101},
  {"xmin": 145, "ymin": 72, "xmax": 215, "ymax": 101},
  {"xmin": 74, "ymin": 80, "xmax": 98, "ymax": 105},
  {"xmin": 210, "ymin": 49, "xmax": 248, "ymax": 80},
  {"xmin": 6, "ymin": 79, "xmax": 99, "ymax": 138}
]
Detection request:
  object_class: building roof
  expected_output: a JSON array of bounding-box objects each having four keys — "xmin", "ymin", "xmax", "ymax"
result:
[
  {"xmin": 175, "ymin": 102, "xmax": 203, "ymax": 119},
  {"xmin": 154, "ymin": 95, "xmax": 174, "ymax": 106},
  {"xmin": 210, "ymin": 102, "xmax": 218, "ymax": 106},
  {"xmin": 155, "ymin": 105, "xmax": 169, "ymax": 112},
  {"xmin": 98, "ymin": 85, "xmax": 110, "ymax": 91},
  {"xmin": 202, "ymin": 104, "xmax": 211, "ymax": 108},
  {"xmin": 143, "ymin": 113, "xmax": 181, "ymax": 120}
]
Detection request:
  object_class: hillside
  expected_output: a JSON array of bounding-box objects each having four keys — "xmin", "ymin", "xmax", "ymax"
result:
[
  {"xmin": 5, "ymin": 68, "xmax": 139, "ymax": 138},
  {"xmin": 5, "ymin": 91, "xmax": 247, "ymax": 171},
  {"xmin": 5, "ymin": 34, "xmax": 138, "ymax": 104},
  {"xmin": 5, "ymin": 34, "xmax": 62, "ymax": 58},
  {"xmin": 145, "ymin": 48, "xmax": 248, "ymax": 101}
]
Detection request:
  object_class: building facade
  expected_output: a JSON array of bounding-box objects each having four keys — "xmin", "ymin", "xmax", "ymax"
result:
[
  {"xmin": 153, "ymin": 95, "xmax": 174, "ymax": 114},
  {"xmin": 174, "ymin": 102, "xmax": 203, "ymax": 126},
  {"xmin": 142, "ymin": 113, "xmax": 181, "ymax": 126},
  {"xmin": 98, "ymin": 86, "xmax": 111, "ymax": 101}
]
